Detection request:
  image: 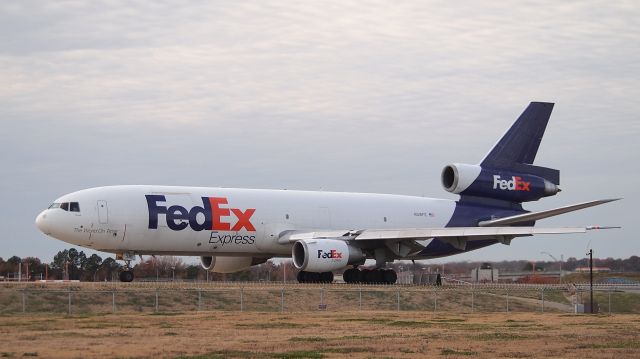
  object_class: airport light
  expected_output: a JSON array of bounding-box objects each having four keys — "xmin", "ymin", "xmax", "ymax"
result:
[
  {"xmin": 541, "ymin": 251, "xmax": 563, "ymax": 284},
  {"xmin": 587, "ymin": 249, "xmax": 594, "ymax": 313}
]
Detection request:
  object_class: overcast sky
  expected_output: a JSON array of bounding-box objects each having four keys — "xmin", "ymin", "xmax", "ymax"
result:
[{"xmin": 1, "ymin": 1, "xmax": 638, "ymax": 264}]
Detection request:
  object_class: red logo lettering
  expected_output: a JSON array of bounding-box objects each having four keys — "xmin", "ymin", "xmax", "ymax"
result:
[
  {"xmin": 514, "ymin": 176, "xmax": 531, "ymax": 191},
  {"xmin": 231, "ymin": 208, "xmax": 256, "ymax": 231},
  {"xmin": 209, "ymin": 197, "xmax": 231, "ymax": 231}
]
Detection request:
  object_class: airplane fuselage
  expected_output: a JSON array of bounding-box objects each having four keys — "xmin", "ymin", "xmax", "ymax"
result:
[{"xmin": 36, "ymin": 185, "xmax": 503, "ymax": 259}]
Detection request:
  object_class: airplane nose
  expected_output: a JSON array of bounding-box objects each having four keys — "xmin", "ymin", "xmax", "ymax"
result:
[{"xmin": 35, "ymin": 211, "xmax": 50, "ymax": 234}]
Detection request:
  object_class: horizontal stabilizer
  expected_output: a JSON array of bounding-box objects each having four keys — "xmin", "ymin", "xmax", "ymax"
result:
[
  {"xmin": 478, "ymin": 198, "xmax": 621, "ymax": 227},
  {"xmin": 587, "ymin": 226, "xmax": 622, "ymax": 230}
]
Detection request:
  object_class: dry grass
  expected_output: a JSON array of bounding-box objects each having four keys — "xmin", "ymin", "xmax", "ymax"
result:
[{"xmin": 0, "ymin": 311, "xmax": 638, "ymax": 358}]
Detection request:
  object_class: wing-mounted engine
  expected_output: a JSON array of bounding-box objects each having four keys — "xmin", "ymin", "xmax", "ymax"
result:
[
  {"xmin": 292, "ymin": 239, "xmax": 364, "ymax": 272},
  {"xmin": 441, "ymin": 163, "xmax": 560, "ymax": 203},
  {"xmin": 200, "ymin": 255, "xmax": 267, "ymax": 273}
]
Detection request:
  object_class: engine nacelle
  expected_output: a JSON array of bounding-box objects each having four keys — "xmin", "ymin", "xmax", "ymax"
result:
[
  {"xmin": 442, "ymin": 163, "xmax": 560, "ymax": 202},
  {"xmin": 200, "ymin": 256, "xmax": 267, "ymax": 273},
  {"xmin": 441, "ymin": 163, "xmax": 483, "ymax": 194},
  {"xmin": 292, "ymin": 239, "xmax": 364, "ymax": 272}
]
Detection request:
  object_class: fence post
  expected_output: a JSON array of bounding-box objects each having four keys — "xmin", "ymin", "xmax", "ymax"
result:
[
  {"xmin": 22, "ymin": 291, "xmax": 26, "ymax": 313},
  {"xmin": 433, "ymin": 289, "xmax": 437, "ymax": 312},
  {"xmin": 281, "ymin": 288, "xmax": 285, "ymax": 313},
  {"xmin": 198, "ymin": 289, "xmax": 202, "ymax": 312},
  {"xmin": 471, "ymin": 290, "xmax": 474, "ymax": 313},
  {"xmin": 359, "ymin": 287, "xmax": 362, "ymax": 310},
  {"xmin": 155, "ymin": 289, "xmax": 159, "ymax": 312},
  {"xmin": 112, "ymin": 291, "xmax": 116, "ymax": 314},
  {"xmin": 240, "ymin": 286, "xmax": 244, "ymax": 312},
  {"xmin": 505, "ymin": 289, "xmax": 509, "ymax": 312},
  {"xmin": 578, "ymin": 289, "xmax": 581, "ymax": 307},
  {"xmin": 396, "ymin": 289, "xmax": 400, "ymax": 311},
  {"xmin": 608, "ymin": 288, "xmax": 612, "ymax": 316},
  {"xmin": 541, "ymin": 289, "xmax": 544, "ymax": 313}
]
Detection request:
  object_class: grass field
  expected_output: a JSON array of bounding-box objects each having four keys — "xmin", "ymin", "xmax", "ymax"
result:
[{"xmin": 0, "ymin": 311, "xmax": 639, "ymax": 358}]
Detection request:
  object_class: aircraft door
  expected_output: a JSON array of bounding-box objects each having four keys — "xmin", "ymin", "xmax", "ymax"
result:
[{"xmin": 97, "ymin": 200, "xmax": 108, "ymax": 224}]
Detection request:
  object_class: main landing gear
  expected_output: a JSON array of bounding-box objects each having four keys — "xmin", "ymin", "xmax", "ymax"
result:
[
  {"xmin": 297, "ymin": 271, "xmax": 334, "ymax": 283},
  {"xmin": 296, "ymin": 268, "xmax": 398, "ymax": 284},
  {"xmin": 343, "ymin": 267, "xmax": 397, "ymax": 284}
]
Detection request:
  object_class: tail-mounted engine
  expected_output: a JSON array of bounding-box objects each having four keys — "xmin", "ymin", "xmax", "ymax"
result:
[{"xmin": 442, "ymin": 163, "xmax": 560, "ymax": 203}]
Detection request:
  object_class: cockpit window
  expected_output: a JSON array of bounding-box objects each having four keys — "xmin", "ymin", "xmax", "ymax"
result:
[
  {"xmin": 48, "ymin": 202, "xmax": 80, "ymax": 212},
  {"xmin": 70, "ymin": 202, "xmax": 80, "ymax": 212}
]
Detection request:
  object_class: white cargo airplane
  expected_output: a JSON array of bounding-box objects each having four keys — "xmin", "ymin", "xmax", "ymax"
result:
[{"xmin": 35, "ymin": 102, "xmax": 618, "ymax": 283}]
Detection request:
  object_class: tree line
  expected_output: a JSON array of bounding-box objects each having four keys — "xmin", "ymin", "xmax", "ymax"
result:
[
  {"xmin": 1, "ymin": 248, "xmax": 638, "ymax": 282},
  {"xmin": 0, "ymin": 249, "xmax": 299, "ymax": 282}
]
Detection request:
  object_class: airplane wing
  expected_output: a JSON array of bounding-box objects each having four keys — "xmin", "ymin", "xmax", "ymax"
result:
[
  {"xmin": 279, "ymin": 198, "xmax": 622, "ymax": 256},
  {"xmin": 282, "ymin": 226, "xmax": 591, "ymax": 242},
  {"xmin": 280, "ymin": 225, "xmax": 616, "ymax": 255}
]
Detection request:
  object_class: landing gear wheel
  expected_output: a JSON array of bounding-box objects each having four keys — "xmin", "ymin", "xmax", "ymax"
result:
[
  {"xmin": 297, "ymin": 271, "xmax": 319, "ymax": 283},
  {"xmin": 319, "ymin": 272, "xmax": 334, "ymax": 283},
  {"xmin": 119, "ymin": 270, "xmax": 134, "ymax": 282},
  {"xmin": 351, "ymin": 269, "xmax": 362, "ymax": 283},
  {"xmin": 383, "ymin": 269, "xmax": 398, "ymax": 284},
  {"xmin": 309, "ymin": 272, "xmax": 322, "ymax": 283},
  {"xmin": 343, "ymin": 268, "xmax": 396, "ymax": 285},
  {"xmin": 297, "ymin": 271, "xmax": 334, "ymax": 283},
  {"xmin": 371, "ymin": 270, "xmax": 384, "ymax": 284},
  {"xmin": 343, "ymin": 268, "xmax": 356, "ymax": 283},
  {"xmin": 361, "ymin": 269, "xmax": 374, "ymax": 283},
  {"xmin": 297, "ymin": 271, "xmax": 307, "ymax": 283}
]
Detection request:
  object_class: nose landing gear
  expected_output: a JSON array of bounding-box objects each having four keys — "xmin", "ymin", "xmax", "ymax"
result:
[
  {"xmin": 119, "ymin": 270, "xmax": 134, "ymax": 282},
  {"xmin": 116, "ymin": 252, "xmax": 135, "ymax": 282}
]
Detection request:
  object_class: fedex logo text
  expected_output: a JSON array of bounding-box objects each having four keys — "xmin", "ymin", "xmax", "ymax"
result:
[
  {"xmin": 492, "ymin": 175, "xmax": 530, "ymax": 191},
  {"xmin": 317, "ymin": 249, "xmax": 343, "ymax": 260},
  {"xmin": 146, "ymin": 195, "xmax": 256, "ymax": 232}
]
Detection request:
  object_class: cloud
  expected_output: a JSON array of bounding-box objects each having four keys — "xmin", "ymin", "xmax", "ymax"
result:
[{"xmin": 0, "ymin": 0, "xmax": 638, "ymax": 261}]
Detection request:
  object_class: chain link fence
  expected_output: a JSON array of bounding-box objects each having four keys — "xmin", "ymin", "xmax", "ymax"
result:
[{"xmin": 1, "ymin": 283, "xmax": 638, "ymax": 315}]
